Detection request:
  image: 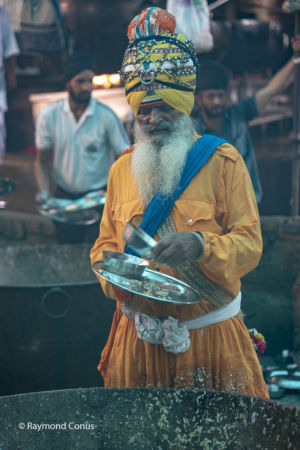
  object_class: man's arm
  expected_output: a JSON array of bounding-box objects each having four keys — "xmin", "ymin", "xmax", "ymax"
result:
[
  {"xmin": 255, "ymin": 36, "xmax": 300, "ymax": 114},
  {"xmin": 90, "ymin": 167, "xmax": 122, "ymax": 301},
  {"xmin": 255, "ymin": 59, "xmax": 294, "ymax": 114},
  {"xmin": 34, "ymin": 106, "xmax": 56, "ymax": 195},
  {"xmin": 34, "ymin": 148, "xmax": 55, "ymax": 194}
]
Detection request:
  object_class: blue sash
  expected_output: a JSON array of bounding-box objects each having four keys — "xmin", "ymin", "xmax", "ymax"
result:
[{"xmin": 124, "ymin": 135, "xmax": 226, "ymax": 255}]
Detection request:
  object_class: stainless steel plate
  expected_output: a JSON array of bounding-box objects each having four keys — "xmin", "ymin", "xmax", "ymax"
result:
[
  {"xmin": 39, "ymin": 191, "xmax": 106, "ymax": 212},
  {"xmin": 38, "ymin": 190, "xmax": 106, "ymax": 224},
  {"xmin": 39, "ymin": 207, "xmax": 101, "ymax": 225},
  {"xmin": 92, "ymin": 261, "xmax": 201, "ymax": 304}
]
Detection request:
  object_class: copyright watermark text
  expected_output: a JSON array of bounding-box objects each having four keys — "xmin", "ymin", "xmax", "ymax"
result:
[{"xmin": 18, "ymin": 422, "xmax": 95, "ymax": 431}]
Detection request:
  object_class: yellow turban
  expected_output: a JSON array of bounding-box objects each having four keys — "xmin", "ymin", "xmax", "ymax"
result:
[{"xmin": 120, "ymin": 8, "xmax": 198, "ymax": 117}]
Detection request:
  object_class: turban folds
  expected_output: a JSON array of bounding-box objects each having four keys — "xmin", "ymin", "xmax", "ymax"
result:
[
  {"xmin": 64, "ymin": 51, "xmax": 96, "ymax": 83},
  {"xmin": 121, "ymin": 7, "xmax": 198, "ymax": 117},
  {"xmin": 196, "ymin": 61, "xmax": 230, "ymax": 92}
]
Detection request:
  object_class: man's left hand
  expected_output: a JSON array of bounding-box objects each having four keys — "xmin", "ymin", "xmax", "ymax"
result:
[{"xmin": 150, "ymin": 232, "xmax": 203, "ymax": 267}]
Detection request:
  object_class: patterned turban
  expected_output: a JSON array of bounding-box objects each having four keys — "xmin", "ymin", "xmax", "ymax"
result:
[{"xmin": 120, "ymin": 7, "xmax": 198, "ymax": 117}]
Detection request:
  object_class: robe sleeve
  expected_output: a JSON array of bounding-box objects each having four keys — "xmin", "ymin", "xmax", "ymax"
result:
[
  {"xmin": 200, "ymin": 154, "xmax": 262, "ymax": 285},
  {"xmin": 90, "ymin": 168, "xmax": 119, "ymax": 301}
]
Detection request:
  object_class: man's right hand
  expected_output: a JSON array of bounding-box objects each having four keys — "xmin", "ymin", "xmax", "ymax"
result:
[{"xmin": 35, "ymin": 190, "xmax": 50, "ymax": 204}]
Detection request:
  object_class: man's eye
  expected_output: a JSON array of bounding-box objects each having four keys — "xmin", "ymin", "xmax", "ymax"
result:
[
  {"xmin": 160, "ymin": 105, "xmax": 172, "ymax": 112},
  {"xmin": 138, "ymin": 108, "xmax": 151, "ymax": 116}
]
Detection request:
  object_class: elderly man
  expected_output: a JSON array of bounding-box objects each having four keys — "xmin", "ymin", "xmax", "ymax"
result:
[
  {"xmin": 91, "ymin": 7, "xmax": 269, "ymax": 398},
  {"xmin": 35, "ymin": 51, "xmax": 130, "ymax": 243}
]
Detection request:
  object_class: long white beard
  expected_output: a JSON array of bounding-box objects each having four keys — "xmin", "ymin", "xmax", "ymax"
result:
[{"xmin": 131, "ymin": 114, "xmax": 195, "ymax": 206}]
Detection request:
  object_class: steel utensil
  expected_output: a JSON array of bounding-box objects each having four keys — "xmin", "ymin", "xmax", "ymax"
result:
[
  {"xmin": 123, "ymin": 222, "xmax": 157, "ymax": 258},
  {"xmin": 102, "ymin": 251, "xmax": 149, "ymax": 279}
]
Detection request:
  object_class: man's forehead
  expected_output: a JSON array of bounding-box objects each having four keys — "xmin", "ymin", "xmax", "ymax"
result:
[
  {"xmin": 200, "ymin": 89, "xmax": 226, "ymax": 96},
  {"xmin": 138, "ymin": 102, "xmax": 175, "ymax": 114}
]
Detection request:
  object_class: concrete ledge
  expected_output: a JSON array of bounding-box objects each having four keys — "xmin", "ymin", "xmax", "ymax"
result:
[{"xmin": 0, "ymin": 210, "xmax": 55, "ymax": 242}]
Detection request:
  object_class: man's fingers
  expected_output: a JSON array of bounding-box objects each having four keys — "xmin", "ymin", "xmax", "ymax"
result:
[
  {"xmin": 149, "ymin": 232, "xmax": 201, "ymax": 266},
  {"xmin": 151, "ymin": 243, "xmax": 183, "ymax": 266},
  {"xmin": 151, "ymin": 239, "xmax": 172, "ymax": 258}
]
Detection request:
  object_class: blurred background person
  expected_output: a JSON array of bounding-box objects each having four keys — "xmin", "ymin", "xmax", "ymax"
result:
[
  {"xmin": 34, "ymin": 51, "xmax": 130, "ymax": 243},
  {"xmin": 193, "ymin": 39, "xmax": 300, "ymax": 204},
  {"xmin": 0, "ymin": 6, "xmax": 19, "ymax": 164}
]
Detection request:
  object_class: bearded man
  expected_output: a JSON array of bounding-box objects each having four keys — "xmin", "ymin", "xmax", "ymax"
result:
[
  {"xmin": 90, "ymin": 7, "xmax": 269, "ymax": 398},
  {"xmin": 193, "ymin": 51, "xmax": 300, "ymax": 204},
  {"xmin": 34, "ymin": 51, "xmax": 129, "ymax": 243}
]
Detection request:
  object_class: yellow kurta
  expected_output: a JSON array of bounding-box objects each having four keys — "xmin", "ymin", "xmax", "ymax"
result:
[{"xmin": 90, "ymin": 142, "xmax": 269, "ymax": 398}]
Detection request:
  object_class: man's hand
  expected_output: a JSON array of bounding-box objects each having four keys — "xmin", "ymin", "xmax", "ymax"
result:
[{"xmin": 150, "ymin": 232, "xmax": 203, "ymax": 267}]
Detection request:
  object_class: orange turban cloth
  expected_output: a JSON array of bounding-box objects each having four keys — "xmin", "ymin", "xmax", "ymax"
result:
[{"xmin": 120, "ymin": 7, "xmax": 198, "ymax": 117}]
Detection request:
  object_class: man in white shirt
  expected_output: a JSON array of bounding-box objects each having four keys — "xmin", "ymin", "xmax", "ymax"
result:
[
  {"xmin": 0, "ymin": 7, "xmax": 19, "ymax": 164},
  {"xmin": 35, "ymin": 51, "xmax": 130, "ymax": 243}
]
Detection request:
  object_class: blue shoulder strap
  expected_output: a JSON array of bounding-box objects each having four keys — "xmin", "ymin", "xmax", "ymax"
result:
[{"xmin": 124, "ymin": 134, "xmax": 226, "ymax": 255}]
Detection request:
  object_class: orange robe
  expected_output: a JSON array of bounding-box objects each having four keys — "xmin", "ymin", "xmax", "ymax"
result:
[{"xmin": 90, "ymin": 142, "xmax": 269, "ymax": 398}]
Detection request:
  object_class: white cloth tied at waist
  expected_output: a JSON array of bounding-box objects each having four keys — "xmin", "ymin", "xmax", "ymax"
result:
[{"xmin": 121, "ymin": 292, "xmax": 241, "ymax": 354}]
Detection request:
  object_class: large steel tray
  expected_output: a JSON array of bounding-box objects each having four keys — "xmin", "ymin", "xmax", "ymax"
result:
[{"xmin": 92, "ymin": 261, "xmax": 200, "ymax": 304}]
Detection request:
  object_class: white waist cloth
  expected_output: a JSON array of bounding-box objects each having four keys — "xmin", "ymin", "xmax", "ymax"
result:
[{"xmin": 121, "ymin": 292, "xmax": 241, "ymax": 354}]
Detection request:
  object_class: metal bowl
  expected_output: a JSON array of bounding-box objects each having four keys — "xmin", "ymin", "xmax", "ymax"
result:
[
  {"xmin": 101, "ymin": 251, "xmax": 149, "ymax": 279},
  {"xmin": 123, "ymin": 222, "xmax": 157, "ymax": 258},
  {"xmin": 39, "ymin": 207, "xmax": 101, "ymax": 225}
]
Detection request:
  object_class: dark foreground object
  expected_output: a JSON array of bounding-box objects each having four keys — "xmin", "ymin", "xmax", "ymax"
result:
[
  {"xmin": 0, "ymin": 388, "xmax": 299, "ymax": 450},
  {"xmin": 0, "ymin": 244, "xmax": 115, "ymax": 395}
]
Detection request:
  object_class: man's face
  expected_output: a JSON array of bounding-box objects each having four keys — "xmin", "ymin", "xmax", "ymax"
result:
[
  {"xmin": 67, "ymin": 69, "xmax": 94, "ymax": 104},
  {"xmin": 195, "ymin": 89, "xmax": 226, "ymax": 118},
  {"xmin": 136, "ymin": 102, "xmax": 183, "ymax": 135}
]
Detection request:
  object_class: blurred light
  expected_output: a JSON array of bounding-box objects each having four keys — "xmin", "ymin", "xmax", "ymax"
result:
[
  {"xmin": 93, "ymin": 75, "xmax": 108, "ymax": 87},
  {"xmin": 93, "ymin": 74, "xmax": 120, "ymax": 89},
  {"xmin": 109, "ymin": 74, "xmax": 121, "ymax": 85}
]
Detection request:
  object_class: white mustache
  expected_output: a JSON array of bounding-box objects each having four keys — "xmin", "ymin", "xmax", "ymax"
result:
[{"xmin": 142, "ymin": 122, "xmax": 172, "ymax": 133}]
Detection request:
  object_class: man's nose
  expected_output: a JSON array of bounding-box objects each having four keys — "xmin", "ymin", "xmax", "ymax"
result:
[
  {"xmin": 82, "ymin": 81, "xmax": 93, "ymax": 91},
  {"xmin": 213, "ymin": 95, "xmax": 222, "ymax": 105},
  {"xmin": 147, "ymin": 108, "xmax": 159, "ymax": 124}
]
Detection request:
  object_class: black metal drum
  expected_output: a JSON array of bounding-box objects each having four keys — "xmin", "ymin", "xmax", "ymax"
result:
[{"xmin": 0, "ymin": 243, "xmax": 115, "ymax": 396}]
